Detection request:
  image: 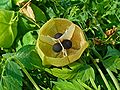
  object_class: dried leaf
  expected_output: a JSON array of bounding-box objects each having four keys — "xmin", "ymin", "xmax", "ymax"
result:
[
  {"xmin": 26, "ymin": 4, "xmax": 35, "ymax": 21},
  {"xmin": 20, "ymin": 2, "xmax": 35, "ymax": 21},
  {"xmin": 93, "ymin": 38, "xmax": 103, "ymax": 45},
  {"xmin": 105, "ymin": 26, "xmax": 117, "ymax": 36}
]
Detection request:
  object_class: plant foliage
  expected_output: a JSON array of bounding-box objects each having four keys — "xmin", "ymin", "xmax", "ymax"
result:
[{"xmin": 0, "ymin": 0, "xmax": 120, "ymax": 90}]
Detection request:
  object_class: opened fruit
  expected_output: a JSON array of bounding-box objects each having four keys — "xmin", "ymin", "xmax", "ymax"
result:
[{"xmin": 36, "ymin": 18, "xmax": 88, "ymax": 67}]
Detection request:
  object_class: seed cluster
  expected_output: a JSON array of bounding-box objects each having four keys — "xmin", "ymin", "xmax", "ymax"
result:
[
  {"xmin": 62, "ymin": 40, "xmax": 72, "ymax": 49},
  {"xmin": 54, "ymin": 33, "xmax": 63, "ymax": 39},
  {"xmin": 53, "ymin": 43, "xmax": 62, "ymax": 52},
  {"xmin": 52, "ymin": 33, "xmax": 72, "ymax": 52}
]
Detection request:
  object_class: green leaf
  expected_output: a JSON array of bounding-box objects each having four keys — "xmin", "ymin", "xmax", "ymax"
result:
[
  {"xmin": 102, "ymin": 1, "xmax": 117, "ymax": 17},
  {"xmin": 45, "ymin": 67, "xmax": 74, "ymax": 79},
  {"xmin": 77, "ymin": 79, "xmax": 93, "ymax": 90},
  {"xmin": 2, "ymin": 53, "xmax": 14, "ymax": 59},
  {"xmin": 16, "ymin": 31, "xmax": 36, "ymax": 51},
  {"xmin": 45, "ymin": 62, "xmax": 82, "ymax": 79},
  {"xmin": 46, "ymin": 7, "xmax": 56, "ymax": 18},
  {"xmin": 0, "ymin": 9, "xmax": 18, "ymax": 48},
  {"xmin": 0, "ymin": 54, "xmax": 23, "ymax": 90},
  {"xmin": 72, "ymin": 64, "xmax": 95, "ymax": 82},
  {"xmin": 90, "ymin": 77, "xmax": 98, "ymax": 90},
  {"xmin": 109, "ymin": 81, "xmax": 116, "ymax": 90},
  {"xmin": 0, "ymin": 0, "xmax": 12, "ymax": 10},
  {"xmin": 5, "ymin": 60, "xmax": 23, "ymax": 86},
  {"xmin": 16, "ymin": 45, "xmax": 42, "ymax": 70},
  {"xmin": 103, "ymin": 56, "xmax": 120, "ymax": 73},
  {"xmin": 45, "ymin": 62, "xmax": 95, "ymax": 81},
  {"xmin": 53, "ymin": 79, "xmax": 85, "ymax": 90},
  {"xmin": 118, "ymin": 74, "xmax": 120, "ymax": 82},
  {"xmin": 68, "ymin": 6, "xmax": 79, "ymax": 18},
  {"xmin": 80, "ymin": 11, "xmax": 88, "ymax": 22},
  {"xmin": 31, "ymin": 4, "xmax": 46, "ymax": 22},
  {"xmin": 2, "ymin": 76, "xmax": 22, "ymax": 90},
  {"xmin": 21, "ymin": 31, "xmax": 36, "ymax": 45},
  {"xmin": 16, "ymin": 16, "xmax": 37, "ymax": 39},
  {"xmin": 0, "ymin": 81, "xmax": 3, "ymax": 90},
  {"xmin": 103, "ymin": 46, "xmax": 120, "ymax": 59}
]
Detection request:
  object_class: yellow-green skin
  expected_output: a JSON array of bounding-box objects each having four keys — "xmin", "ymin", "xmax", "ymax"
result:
[{"xmin": 36, "ymin": 18, "xmax": 88, "ymax": 67}]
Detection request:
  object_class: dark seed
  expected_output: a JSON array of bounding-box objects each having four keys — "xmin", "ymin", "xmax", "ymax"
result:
[
  {"xmin": 53, "ymin": 43, "xmax": 62, "ymax": 52},
  {"xmin": 54, "ymin": 33, "xmax": 63, "ymax": 39},
  {"xmin": 62, "ymin": 40, "xmax": 72, "ymax": 49}
]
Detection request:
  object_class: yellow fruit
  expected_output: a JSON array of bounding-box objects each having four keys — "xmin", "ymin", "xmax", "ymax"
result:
[{"xmin": 36, "ymin": 18, "xmax": 88, "ymax": 67}]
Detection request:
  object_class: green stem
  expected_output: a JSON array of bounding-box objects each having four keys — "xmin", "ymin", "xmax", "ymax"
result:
[
  {"xmin": 92, "ymin": 47, "xmax": 120, "ymax": 90},
  {"xmin": 89, "ymin": 55, "xmax": 111, "ymax": 90},
  {"xmin": 1, "ymin": 62, "xmax": 6, "ymax": 80},
  {"xmin": 23, "ymin": 79, "xmax": 33, "ymax": 90},
  {"xmin": 91, "ymin": 46, "xmax": 102, "ymax": 60},
  {"xmin": 96, "ymin": 24, "xmax": 105, "ymax": 39},
  {"xmin": 12, "ymin": 13, "xmax": 19, "ymax": 22},
  {"xmin": 22, "ymin": 14, "xmax": 41, "ymax": 29},
  {"xmin": 106, "ymin": 68, "xmax": 120, "ymax": 90},
  {"xmin": 77, "ymin": 80, "xmax": 93, "ymax": 90},
  {"xmin": 1, "ymin": 57, "xmax": 11, "ymax": 80},
  {"xmin": 105, "ymin": 35, "xmax": 113, "ymax": 42},
  {"xmin": 14, "ymin": 58, "xmax": 40, "ymax": 90},
  {"xmin": 90, "ymin": 77, "xmax": 98, "ymax": 90},
  {"xmin": 115, "ymin": 14, "xmax": 120, "ymax": 22},
  {"xmin": 88, "ymin": 11, "xmax": 105, "ymax": 39}
]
